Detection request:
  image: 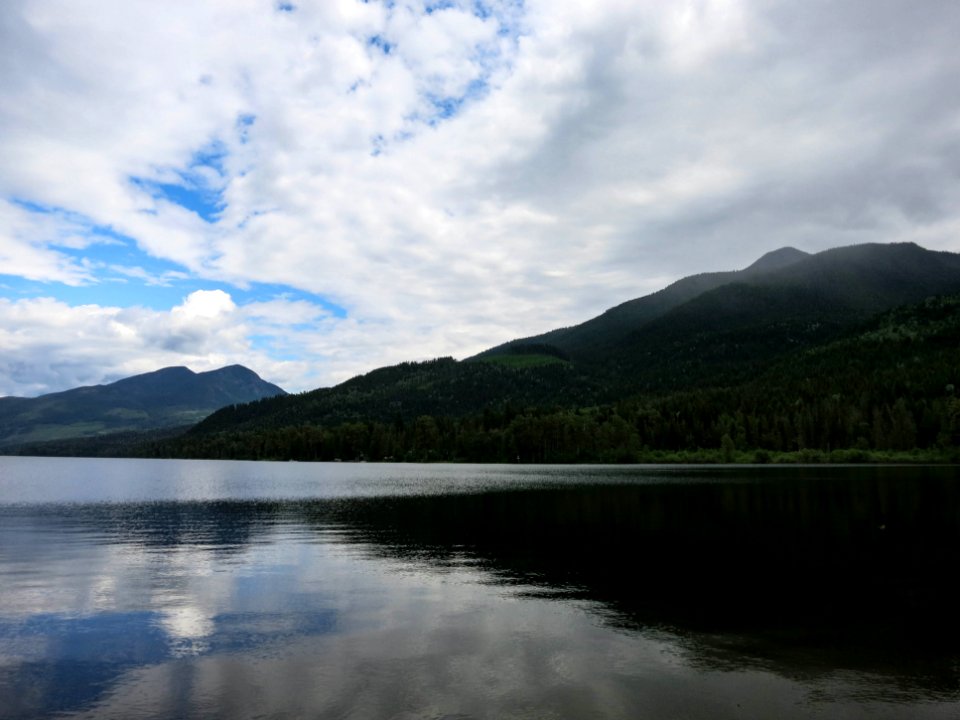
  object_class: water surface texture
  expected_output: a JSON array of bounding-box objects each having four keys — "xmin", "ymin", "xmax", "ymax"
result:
[{"xmin": 1, "ymin": 458, "xmax": 958, "ymax": 719}]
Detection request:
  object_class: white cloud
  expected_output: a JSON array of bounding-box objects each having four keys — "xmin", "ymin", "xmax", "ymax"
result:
[
  {"xmin": 107, "ymin": 265, "xmax": 190, "ymax": 287},
  {"xmin": 175, "ymin": 289, "xmax": 236, "ymax": 320},
  {"xmin": 2, "ymin": 0, "xmax": 960, "ymax": 395},
  {"xmin": 0, "ymin": 292, "xmax": 307, "ymax": 395},
  {"xmin": 0, "ymin": 199, "xmax": 99, "ymax": 285}
]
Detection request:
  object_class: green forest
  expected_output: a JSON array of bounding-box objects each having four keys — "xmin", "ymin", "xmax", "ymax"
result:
[
  {"xmin": 125, "ymin": 294, "xmax": 960, "ymax": 464},
  {"xmin": 9, "ymin": 243, "xmax": 960, "ymax": 464}
]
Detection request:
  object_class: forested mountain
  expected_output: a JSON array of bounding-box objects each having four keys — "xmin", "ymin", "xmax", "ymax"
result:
[
  {"xmin": 479, "ymin": 242, "xmax": 960, "ymax": 365},
  {"xmin": 0, "ymin": 365, "xmax": 286, "ymax": 448},
  {"xmin": 185, "ymin": 242, "xmax": 960, "ymax": 435},
  {"xmin": 158, "ymin": 291, "xmax": 960, "ymax": 463},
  {"xmin": 475, "ymin": 245, "xmax": 812, "ymax": 362},
  {"xmin": 13, "ymin": 241, "xmax": 960, "ymax": 462}
]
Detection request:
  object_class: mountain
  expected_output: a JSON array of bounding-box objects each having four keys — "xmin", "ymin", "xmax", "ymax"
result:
[
  {"xmin": 0, "ymin": 365, "xmax": 286, "ymax": 448},
  {"xmin": 19, "ymin": 241, "xmax": 960, "ymax": 462},
  {"xmin": 477, "ymin": 242, "xmax": 960, "ymax": 364},
  {"xmin": 183, "ymin": 241, "xmax": 960, "ymax": 440},
  {"xmin": 158, "ymin": 290, "xmax": 960, "ymax": 463},
  {"xmin": 474, "ymin": 245, "xmax": 812, "ymax": 362}
]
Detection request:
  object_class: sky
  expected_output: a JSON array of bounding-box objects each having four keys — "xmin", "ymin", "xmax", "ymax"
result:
[{"xmin": 2, "ymin": 0, "xmax": 959, "ymax": 396}]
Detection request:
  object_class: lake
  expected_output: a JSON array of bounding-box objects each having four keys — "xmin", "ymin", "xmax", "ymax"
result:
[{"xmin": 0, "ymin": 458, "xmax": 958, "ymax": 719}]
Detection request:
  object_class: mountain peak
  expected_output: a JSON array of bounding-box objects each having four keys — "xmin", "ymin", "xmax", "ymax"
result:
[
  {"xmin": 744, "ymin": 247, "xmax": 810, "ymax": 274},
  {"xmin": 202, "ymin": 364, "xmax": 256, "ymax": 378},
  {"xmin": 147, "ymin": 365, "xmax": 195, "ymax": 377}
]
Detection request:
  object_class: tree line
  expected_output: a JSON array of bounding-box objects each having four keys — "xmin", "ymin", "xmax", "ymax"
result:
[
  {"xmin": 144, "ymin": 387, "xmax": 960, "ymax": 464},
  {"xmin": 137, "ymin": 295, "xmax": 960, "ymax": 463}
]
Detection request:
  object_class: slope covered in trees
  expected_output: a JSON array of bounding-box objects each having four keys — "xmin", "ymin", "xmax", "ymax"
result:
[
  {"xmin": 476, "ymin": 242, "xmax": 960, "ymax": 363},
  {"xmin": 127, "ymin": 293, "xmax": 958, "ymax": 463},
  {"xmin": 0, "ymin": 365, "xmax": 286, "ymax": 448},
  {"xmin": 129, "ymin": 243, "xmax": 960, "ymax": 463},
  {"xmin": 13, "ymin": 242, "xmax": 960, "ymax": 462}
]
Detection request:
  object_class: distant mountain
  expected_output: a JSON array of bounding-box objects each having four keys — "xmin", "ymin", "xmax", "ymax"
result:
[
  {"xmin": 182, "ymin": 242, "xmax": 960, "ymax": 445},
  {"xmin": 0, "ymin": 365, "xmax": 286, "ymax": 448}
]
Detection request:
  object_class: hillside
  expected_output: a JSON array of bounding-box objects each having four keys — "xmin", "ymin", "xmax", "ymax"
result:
[
  {"xmin": 185, "ymin": 242, "xmax": 960, "ymax": 436},
  {"xmin": 0, "ymin": 365, "xmax": 286, "ymax": 448},
  {"xmin": 475, "ymin": 245, "xmax": 812, "ymax": 362},
  {"xmin": 156, "ymin": 292, "xmax": 960, "ymax": 463},
  {"xmin": 16, "ymin": 241, "xmax": 960, "ymax": 462},
  {"xmin": 479, "ymin": 242, "xmax": 960, "ymax": 368}
]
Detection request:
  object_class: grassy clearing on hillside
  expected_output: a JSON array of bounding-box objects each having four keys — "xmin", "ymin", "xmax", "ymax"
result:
[{"xmin": 9, "ymin": 422, "xmax": 110, "ymax": 445}]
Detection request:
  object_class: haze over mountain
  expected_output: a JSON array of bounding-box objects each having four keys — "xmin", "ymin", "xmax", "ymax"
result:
[
  {"xmin": 0, "ymin": 365, "xmax": 285, "ymax": 448},
  {"xmin": 475, "ymin": 246, "xmax": 812, "ymax": 362},
  {"xmin": 478, "ymin": 242, "xmax": 960, "ymax": 363}
]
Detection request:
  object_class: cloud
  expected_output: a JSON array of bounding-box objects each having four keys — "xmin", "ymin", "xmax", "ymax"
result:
[
  {"xmin": 174, "ymin": 289, "xmax": 236, "ymax": 319},
  {"xmin": 0, "ymin": 199, "xmax": 102, "ymax": 285},
  {"xmin": 2, "ymin": 0, "xmax": 960, "ymax": 395},
  {"xmin": 0, "ymin": 291, "xmax": 306, "ymax": 395},
  {"xmin": 107, "ymin": 264, "xmax": 190, "ymax": 287},
  {"xmin": 0, "ymin": 286, "xmax": 451, "ymax": 396}
]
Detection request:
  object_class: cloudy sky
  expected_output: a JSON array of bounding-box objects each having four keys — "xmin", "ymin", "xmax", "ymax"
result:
[{"xmin": 2, "ymin": 0, "xmax": 959, "ymax": 396}]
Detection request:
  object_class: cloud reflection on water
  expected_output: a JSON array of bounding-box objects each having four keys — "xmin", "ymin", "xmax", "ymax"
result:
[{"xmin": 0, "ymin": 463, "xmax": 959, "ymax": 719}]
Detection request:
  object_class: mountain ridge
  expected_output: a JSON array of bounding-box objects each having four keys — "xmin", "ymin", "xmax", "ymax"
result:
[
  {"xmin": 9, "ymin": 240, "xmax": 960, "ymax": 461},
  {"xmin": 181, "ymin": 241, "xmax": 960, "ymax": 441},
  {"xmin": 159, "ymin": 287, "xmax": 960, "ymax": 463},
  {"xmin": 476, "ymin": 242, "xmax": 959, "ymax": 364},
  {"xmin": 0, "ymin": 364, "xmax": 286, "ymax": 448}
]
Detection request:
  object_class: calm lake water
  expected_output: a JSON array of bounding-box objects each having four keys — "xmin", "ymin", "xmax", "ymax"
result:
[{"xmin": 1, "ymin": 458, "xmax": 958, "ymax": 719}]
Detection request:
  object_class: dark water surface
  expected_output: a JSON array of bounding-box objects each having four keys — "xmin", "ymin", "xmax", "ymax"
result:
[{"xmin": 1, "ymin": 458, "xmax": 958, "ymax": 719}]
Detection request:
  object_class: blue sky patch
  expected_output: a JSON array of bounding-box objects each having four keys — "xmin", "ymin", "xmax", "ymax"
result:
[
  {"xmin": 129, "ymin": 142, "xmax": 228, "ymax": 223},
  {"xmin": 473, "ymin": 0, "xmax": 494, "ymax": 19},
  {"xmin": 368, "ymin": 35, "xmax": 392, "ymax": 55},
  {"xmin": 232, "ymin": 283, "xmax": 348, "ymax": 319},
  {"xmin": 425, "ymin": 0, "xmax": 456, "ymax": 13},
  {"xmin": 0, "ymin": 252, "xmax": 192, "ymax": 310},
  {"xmin": 423, "ymin": 79, "xmax": 489, "ymax": 125},
  {"xmin": 0, "ymin": 203, "xmax": 349, "ymax": 321},
  {"xmin": 1, "ymin": 274, "xmax": 349, "ymax": 323},
  {"xmin": 9, "ymin": 197, "xmax": 108, "ymax": 245},
  {"xmin": 4, "ymin": 190, "xmax": 349, "ymax": 327},
  {"xmin": 11, "ymin": 197, "xmax": 55, "ymax": 216},
  {"xmin": 130, "ymin": 178, "xmax": 224, "ymax": 223},
  {"xmin": 236, "ymin": 114, "xmax": 256, "ymax": 145}
]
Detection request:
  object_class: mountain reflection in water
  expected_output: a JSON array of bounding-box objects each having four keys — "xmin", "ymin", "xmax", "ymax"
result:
[{"xmin": 0, "ymin": 462, "xmax": 958, "ymax": 719}]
